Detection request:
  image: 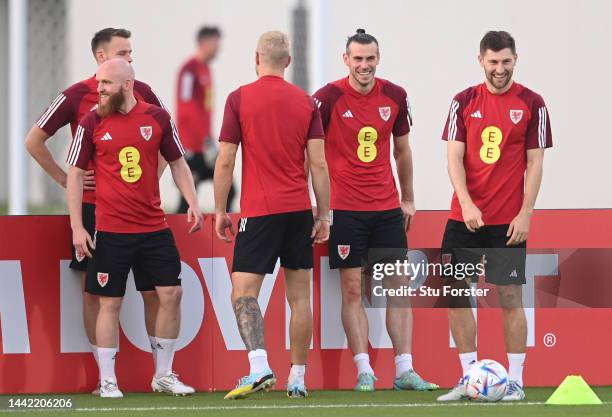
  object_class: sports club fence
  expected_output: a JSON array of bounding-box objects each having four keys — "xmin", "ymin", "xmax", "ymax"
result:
[{"xmin": 1, "ymin": 210, "xmax": 612, "ymax": 393}]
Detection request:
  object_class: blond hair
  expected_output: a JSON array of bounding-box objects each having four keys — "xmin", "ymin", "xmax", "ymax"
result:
[{"xmin": 257, "ymin": 31, "xmax": 290, "ymax": 68}]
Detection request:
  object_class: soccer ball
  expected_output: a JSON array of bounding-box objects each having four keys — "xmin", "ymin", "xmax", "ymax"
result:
[{"xmin": 463, "ymin": 359, "xmax": 508, "ymax": 401}]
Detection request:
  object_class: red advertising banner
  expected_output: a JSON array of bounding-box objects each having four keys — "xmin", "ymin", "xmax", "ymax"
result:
[{"xmin": 0, "ymin": 210, "xmax": 611, "ymax": 394}]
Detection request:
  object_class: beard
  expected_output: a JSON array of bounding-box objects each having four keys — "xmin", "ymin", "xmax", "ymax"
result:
[
  {"xmin": 97, "ymin": 90, "xmax": 125, "ymax": 117},
  {"xmin": 486, "ymin": 69, "xmax": 513, "ymax": 91},
  {"xmin": 351, "ymin": 67, "xmax": 376, "ymax": 87}
]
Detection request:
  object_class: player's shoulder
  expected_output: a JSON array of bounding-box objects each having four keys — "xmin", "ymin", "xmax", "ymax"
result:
[
  {"xmin": 286, "ymin": 79, "xmax": 308, "ymax": 94},
  {"xmin": 133, "ymin": 79, "xmax": 153, "ymax": 94},
  {"xmin": 379, "ymin": 78, "xmax": 408, "ymax": 101},
  {"xmin": 178, "ymin": 56, "xmax": 198, "ymax": 72},
  {"xmin": 227, "ymin": 86, "xmax": 242, "ymax": 102},
  {"xmin": 142, "ymin": 102, "xmax": 172, "ymax": 126},
  {"xmin": 241, "ymin": 77, "xmax": 299, "ymax": 98},
  {"xmin": 78, "ymin": 108, "xmax": 101, "ymax": 129},
  {"xmin": 314, "ymin": 79, "xmax": 344, "ymax": 96},
  {"xmin": 313, "ymin": 79, "xmax": 344, "ymax": 105},
  {"xmin": 453, "ymin": 84, "xmax": 480, "ymax": 104},
  {"xmin": 514, "ymin": 82, "xmax": 546, "ymax": 106},
  {"xmin": 134, "ymin": 79, "xmax": 152, "ymax": 91},
  {"xmin": 61, "ymin": 77, "xmax": 94, "ymax": 101},
  {"xmin": 143, "ymin": 101, "xmax": 169, "ymax": 117},
  {"xmin": 283, "ymin": 80, "xmax": 314, "ymax": 103},
  {"xmin": 240, "ymin": 78, "xmax": 260, "ymax": 91}
]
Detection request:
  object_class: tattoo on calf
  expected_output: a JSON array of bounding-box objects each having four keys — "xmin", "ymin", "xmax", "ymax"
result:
[{"xmin": 233, "ymin": 296, "xmax": 265, "ymax": 350}]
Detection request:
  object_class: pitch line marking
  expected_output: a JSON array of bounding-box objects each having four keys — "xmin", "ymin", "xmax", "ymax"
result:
[{"xmin": 2, "ymin": 401, "xmax": 610, "ymax": 413}]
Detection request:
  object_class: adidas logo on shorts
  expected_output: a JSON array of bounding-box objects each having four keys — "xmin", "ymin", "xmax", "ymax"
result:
[{"xmin": 239, "ymin": 218, "xmax": 247, "ymax": 233}]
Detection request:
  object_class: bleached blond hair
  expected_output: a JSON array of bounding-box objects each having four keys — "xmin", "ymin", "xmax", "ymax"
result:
[{"xmin": 257, "ymin": 31, "xmax": 290, "ymax": 68}]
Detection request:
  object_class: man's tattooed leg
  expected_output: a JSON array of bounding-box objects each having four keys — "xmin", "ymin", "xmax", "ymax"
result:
[{"xmin": 233, "ymin": 296, "xmax": 265, "ymax": 351}]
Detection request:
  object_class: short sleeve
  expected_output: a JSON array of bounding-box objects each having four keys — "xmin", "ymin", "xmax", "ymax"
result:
[
  {"xmin": 159, "ymin": 114, "xmax": 185, "ymax": 162},
  {"xmin": 442, "ymin": 95, "xmax": 467, "ymax": 142},
  {"xmin": 525, "ymin": 96, "xmax": 553, "ymax": 149},
  {"xmin": 36, "ymin": 92, "xmax": 76, "ymax": 136},
  {"xmin": 312, "ymin": 84, "xmax": 344, "ymax": 131},
  {"xmin": 307, "ymin": 96, "xmax": 325, "ymax": 139},
  {"xmin": 66, "ymin": 113, "xmax": 96, "ymax": 169},
  {"xmin": 392, "ymin": 88, "xmax": 411, "ymax": 137},
  {"xmin": 219, "ymin": 89, "xmax": 242, "ymax": 144}
]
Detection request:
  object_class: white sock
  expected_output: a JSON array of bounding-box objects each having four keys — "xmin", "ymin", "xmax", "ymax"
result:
[
  {"xmin": 148, "ymin": 335, "xmax": 158, "ymax": 368},
  {"xmin": 394, "ymin": 353, "xmax": 413, "ymax": 378},
  {"xmin": 353, "ymin": 353, "xmax": 374, "ymax": 376},
  {"xmin": 97, "ymin": 347, "xmax": 117, "ymax": 382},
  {"xmin": 507, "ymin": 353, "xmax": 525, "ymax": 387},
  {"xmin": 154, "ymin": 337, "xmax": 176, "ymax": 378},
  {"xmin": 248, "ymin": 349, "xmax": 269, "ymax": 375},
  {"xmin": 288, "ymin": 364, "xmax": 306, "ymax": 386},
  {"xmin": 90, "ymin": 344, "xmax": 99, "ymax": 366},
  {"xmin": 459, "ymin": 352, "xmax": 477, "ymax": 377}
]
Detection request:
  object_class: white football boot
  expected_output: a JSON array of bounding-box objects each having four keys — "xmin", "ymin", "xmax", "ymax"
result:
[
  {"xmin": 99, "ymin": 379, "xmax": 123, "ymax": 398},
  {"xmin": 151, "ymin": 371, "xmax": 195, "ymax": 396},
  {"xmin": 437, "ymin": 378, "xmax": 468, "ymax": 401},
  {"xmin": 502, "ymin": 381, "xmax": 525, "ymax": 401}
]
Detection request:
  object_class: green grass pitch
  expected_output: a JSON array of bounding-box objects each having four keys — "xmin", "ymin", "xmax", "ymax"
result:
[{"xmin": 1, "ymin": 388, "xmax": 611, "ymax": 417}]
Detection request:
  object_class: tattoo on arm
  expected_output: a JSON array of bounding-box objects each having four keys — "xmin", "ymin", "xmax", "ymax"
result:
[{"xmin": 233, "ymin": 296, "xmax": 265, "ymax": 351}]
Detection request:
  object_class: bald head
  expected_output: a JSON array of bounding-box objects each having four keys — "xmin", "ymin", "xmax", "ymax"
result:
[
  {"xmin": 96, "ymin": 58, "xmax": 136, "ymax": 116},
  {"xmin": 98, "ymin": 58, "xmax": 135, "ymax": 83},
  {"xmin": 256, "ymin": 31, "xmax": 290, "ymax": 69}
]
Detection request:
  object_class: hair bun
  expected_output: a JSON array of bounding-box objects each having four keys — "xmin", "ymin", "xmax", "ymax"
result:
[{"xmin": 356, "ymin": 28, "xmax": 366, "ymax": 34}]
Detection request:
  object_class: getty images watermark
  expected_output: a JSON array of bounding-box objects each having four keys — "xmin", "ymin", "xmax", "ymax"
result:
[{"xmin": 369, "ymin": 257, "xmax": 490, "ymax": 298}]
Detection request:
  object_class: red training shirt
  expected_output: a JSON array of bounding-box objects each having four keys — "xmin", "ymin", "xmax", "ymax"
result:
[
  {"xmin": 442, "ymin": 82, "xmax": 553, "ymax": 225},
  {"xmin": 313, "ymin": 77, "xmax": 411, "ymax": 211},
  {"xmin": 67, "ymin": 102, "xmax": 185, "ymax": 233},
  {"xmin": 36, "ymin": 75, "xmax": 168, "ymax": 204},
  {"xmin": 219, "ymin": 75, "xmax": 324, "ymax": 217},
  {"xmin": 176, "ymin": 57, "xmax": 213, "ymax": 153}
]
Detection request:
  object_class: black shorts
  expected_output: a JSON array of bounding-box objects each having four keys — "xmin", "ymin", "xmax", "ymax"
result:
[
  {"xmin": 232, "ymin": 210, "xmax": 314, "ymax": 274},
  {"xmin": 186, "ymin": 151, "xmax": 214, "ymax": 181},
  {"xmin": 328, "ymin": 208, "xmax": 408, "ymax": 269},
  {"xmin": 441, "ymin": 219, "xmax": 526, "ymax": 285},
  {"xmin": 85, "ymin": 229, "xmax": 181, "ymax": 297},
  {"xmin": 69, "ymin": 203, "xmax": 96, "ymax": 271}
]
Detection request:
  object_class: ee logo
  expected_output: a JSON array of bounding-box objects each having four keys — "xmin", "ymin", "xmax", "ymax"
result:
[
  {"xmin": 357, "ymin": 126, "xmax": 378, "ymax": 163},
  {"xmin": 118, "ymin": 146, "xmax": 142, "ymax": 183},
  {"xmin": 480, "ymin": 126, "xmax": 503, "ymax": 164}
]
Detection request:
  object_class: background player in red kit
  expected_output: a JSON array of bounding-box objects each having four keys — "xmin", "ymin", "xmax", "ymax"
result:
[
  {"xmin": 67, "ymin": 59, "xmax": 202, "ymax": 398},
  {"xmin": 25, "ymin": 27, "xmax": 170, "ymax": 394},
  {"xmin": 214, "ymin": 31, "xmax": 330, "ymax": 399},
  {"xmin": 175, "ymin": 26, "xmax": 236, "ymax": 213},
  {"xmin": 313, "ymin": 29, "xmax": 437, "ymax": 393},
  {"xmin": 437, "ymin": 31, "xmax": 552, "ymax": 402}
]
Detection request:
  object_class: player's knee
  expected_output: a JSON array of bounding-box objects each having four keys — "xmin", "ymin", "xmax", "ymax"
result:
[
  {"xmin": 500, "ymin": 295, "xmax": 523, "ymax": 309},
  {"xmin": 341, "ymin": 282, "xmax": 362, "ymax": 304},
  {"xmin": 497, "ymin": 286, "xmax": 523, "ymax": 309},
  {"xmin": 231, "ymin": 283, "xmax": 258, "ymax": 303},
  {"xmin": 286, "ymin": 292, "xmax": 310, "ymax": 310},
  {"xmin": 98, "ymin": 297, "xmax": 122, "ymax": 315},
  {"xmin": 230, "ymin": 286, "xmax": 245, "ymax": 305},
  {"xmin": 83, "ymin": 292, "xmax": 100, "ymax": 308},
  {"xmin": 140, "ymin": 289, "xmax": 159, "ymax": 307},
  {"xmin": 156, "ymin": 285, "xmax": 182, "ymax": 307}
]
